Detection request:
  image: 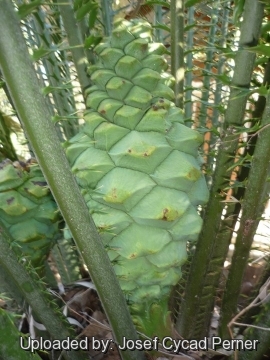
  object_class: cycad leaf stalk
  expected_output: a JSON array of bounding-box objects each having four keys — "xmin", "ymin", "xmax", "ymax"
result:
[
  {"xmin": 23, "ymin": 5, "xmax": 78, "ymax": 140},
  {"xmin": 56, "ymin": 0, "xmax": 90, "ymax": 93},
  {"xmin": 220, "ymin": 89, "xmax": 270, "ymax": 338},
  {"xmin": 176, "ymin": 0, "xmax": 264, "ymax": 339}
]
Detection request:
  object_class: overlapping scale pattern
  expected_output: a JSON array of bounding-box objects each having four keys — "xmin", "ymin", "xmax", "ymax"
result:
[
  {"xmin": 65, "ymin": 19, "xmax": 209, "ymax": 308},
  {"xmin": 0, "ymin": 159, "xmax": 61, "ymax": 269}
]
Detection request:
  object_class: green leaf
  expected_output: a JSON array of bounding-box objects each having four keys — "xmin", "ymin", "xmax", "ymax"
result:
[
  {"xmin": 18, "ymin": 0, "xmax": 43, "ymax": 19},
  {"xmin": 247, "ymin": 44, "xmax": 270, "ymax": 57},
  {"xmin": 84, "ymin": 35, "xmax": 102, "ymax": 48},
  {"xmin": 152, "ymin": 23, "xmax": 170, "ymax": 32},
  {"xmin": 31, "ymin": 47, "xmax": 52, "ymax": 61},
  {"xmin": 42, "ymin": 83, "xmax": 74, "ymax": 96},
  {"xmin": 224, "ymin": 180, "xmax": 246, "ymax": 190},
  {"xmin": 52, "ymin": 114, "xmax": 79, "ymax": 123},
  {"xmin": 196, "ymin": 126, "xmax": 218, "ymax": 135},
  {"xmin": 256, "ymin": 85, "xmax": 268, "ymax": 96},
  {"xmin": 227, "ymin": 154, "xmax": 252, "ymax": 172},
  {"xmin": 76, "ymin": 1, "xmax": 96, "ymax": 21},
  {"xmin": 88, "ymin": 4, "xmax": 99, "ymax": 29},
  {"xmin": 184, "ymin": 23, "xmax": 196, "ymax": 32},
  {"xmin": 185, "ymin": 0, "xmax": 201, "ymax": 7},
  {"xmin": 255, "ymin": 56, "xmax": 269, "ymax": 67},
  {"xmin": 214, "ymin": 73, "xmax": 231, "ymax": 86},
  {"xmin": 232, "ymin": 0, "xmax": 245, "ymax": 25},
  {"xmin": 73, "ymin": 0, "xmax": 84, "ymax": 11},
  {"xmin": 214, "ymin": 45, "xmax": 237, "ymax": 58},
  {"xmin": 261, "ymin": 21, "xmax": 270, "ymax": 36},
  {"xmin": 0, "ymin": 309, "xmax": 42, "ymax": 359},
  {"xmin": 144, "ymin": 1, "xmax": 170, "ymax": 8}
]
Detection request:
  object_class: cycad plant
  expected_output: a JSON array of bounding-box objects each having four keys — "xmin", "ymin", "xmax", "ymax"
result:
[{"xmin": 1, "ymin": 0, "xmax": 270, "ymax": 360}]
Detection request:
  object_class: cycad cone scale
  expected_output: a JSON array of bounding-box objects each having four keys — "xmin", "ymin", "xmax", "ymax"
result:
[
  {"xmin": 65, "ymin": 19, "xmax": 209, "ymax": 337},
  {"xmin": 0, "ymin": 160, "xmax": 60, "ymax": 272}
]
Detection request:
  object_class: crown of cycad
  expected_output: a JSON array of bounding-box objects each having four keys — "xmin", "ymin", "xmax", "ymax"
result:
[
  {"xmin": 65, "ymin": 18, "xmax": 209, "ymax": 329},
  {"xmin": 0, "ymin": 159, "xmax": 61, "ymax": 271}
]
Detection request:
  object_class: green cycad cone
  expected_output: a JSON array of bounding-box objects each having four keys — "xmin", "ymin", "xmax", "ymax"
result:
[
  {"xmin": 0, "ymin": 159, "xmax": 61, "ymax": 272},
  {"xmin": 65, "ymin": 19, "xmax": 209, "ymax": 337}
]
